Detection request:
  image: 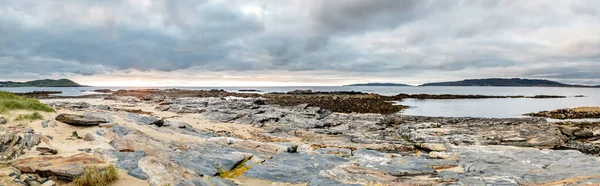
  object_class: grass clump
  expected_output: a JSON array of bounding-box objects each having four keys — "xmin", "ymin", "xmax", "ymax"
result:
[
  {"xmin": 14, "ymin": 112, "xmax": 43, "ymax": 121},
  {"xmin": 214, "ymin": 157, "xmax": 253, "ymax": 179},
  {"xmin": 0, "ymin": 91, "xmax": 55, "ymax": 113},
  {"xmin": 73, "ymin": 165, "xmax": 119, "ymax": 186}
]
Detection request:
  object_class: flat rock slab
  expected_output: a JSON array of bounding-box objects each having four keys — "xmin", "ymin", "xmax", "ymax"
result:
[
  {"xmin": 451, "ymin": 145, "xmax": 600, "ymax": 185},
  {"xmin": 244, "ymin": 153, "xmax": 348, "ymax": 184},
  {"xmin": 12, "ymin": 153, "xmax": 106, "ymax": 181},
  {"xmin": 126, "ymin": 113, "xmax": 159, "ymax": 125},
  {"xmin": 55, "ymin": 114, "xmax": 108, "ymax": 126}
]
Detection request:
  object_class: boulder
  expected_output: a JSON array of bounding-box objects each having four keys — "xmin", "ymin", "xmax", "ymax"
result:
[
  {"xmin": 55, "ymin": 114, "xmax": 108, "ymax": 126},
  {"xmin": 0, "ymin": 117, "xmax": 6, "ymax": 124},
  {"xmin": 0, "ymin": 133, "xmax": 41, "ymax": 160},
  {"xmin": 126, "ymin": 113, "xmax": 159, "ymax": 125},
  {"xmin": 105, "ymin": 150, "xmax": 148, "ymax": 180},
  {"xmin": 12, "ymin": 153, "xmax": 105, "ymax": 181},
  {"xmin": 83, "ymin": 133, "xmax": 95, "ymax": 141}
]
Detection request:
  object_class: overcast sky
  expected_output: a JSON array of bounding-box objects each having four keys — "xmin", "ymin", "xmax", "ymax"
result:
[{"xmin": 1, "ymin": 0, "xmax": 599, "ymax": 86}]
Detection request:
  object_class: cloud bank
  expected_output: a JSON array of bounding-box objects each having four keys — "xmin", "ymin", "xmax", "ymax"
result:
[{"xmin": 1, "ymin": 0, "xmax": 599, "ymax": 86}]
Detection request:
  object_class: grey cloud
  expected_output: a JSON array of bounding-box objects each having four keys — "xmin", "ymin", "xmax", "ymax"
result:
[{"xmin": 0, "ymin": 0, "xmax": 599, "ymax": 84}]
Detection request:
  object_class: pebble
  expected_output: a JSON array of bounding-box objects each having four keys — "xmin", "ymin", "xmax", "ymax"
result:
[{"xmin": 41, "ymin": 180, "xmax": 55, "ymax": 186}]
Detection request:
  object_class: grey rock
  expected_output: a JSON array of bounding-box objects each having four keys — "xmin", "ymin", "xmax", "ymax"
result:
[
  {"xmin": 55, "ymin": 114, "xmax": 108, "ymax": 126},
  {"xmin": 126, "ymin": 113, "xmax": 159, "ymax": 125},
  {"xmin": 438, "ymin": 171, "xmax": 460, "ymax": 182},
  {"xmin": 83, "ymin": 133, "xmax": 95, "ymax": 141},
  {"xmin": 105, "ymin": 150, "xmax": 148, "ymax": 180},
  {"xmin": 245, "ymin": 153, "xmax": 348, "ymax": 183},
  {"xmin": 96, "ymin": 129, "xmax": 106, "ymax": 137},
  {"xmin": 40, "ymin": 120, "xmax": 49, "ymax": 128},
  {"xmin": 107, "ymin": 126, "xmax": 133, "ymax": 137},
  {"xmin": 172, "ymin": 143, "xmax": 248, "ymax": 176},
  {"xmin": 452, "ymin": 145, "xmax": 600, "ymax": 185},
  {"xmin": 0, "ymin": 117, "xmax": 6, "ymax": 124},
  {"xmin": 127, "ymin": 168, "xmax": 149, "ymax": 180}
]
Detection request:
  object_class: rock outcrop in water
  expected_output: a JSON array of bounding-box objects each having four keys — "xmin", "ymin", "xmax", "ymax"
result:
[{"xmin": 525, "ymin": 106, "xmax": 600, "ymax": 119}]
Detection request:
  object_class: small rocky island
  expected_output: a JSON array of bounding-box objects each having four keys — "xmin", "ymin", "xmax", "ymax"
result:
[{"xmin": 0, "ymin": 89, "xmax": 599, "ymax": 185}]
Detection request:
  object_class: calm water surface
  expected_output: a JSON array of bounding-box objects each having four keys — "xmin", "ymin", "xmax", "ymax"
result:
[{"xmin": 2, "ymin": 86, "xmax": 599, "ymax": 118}]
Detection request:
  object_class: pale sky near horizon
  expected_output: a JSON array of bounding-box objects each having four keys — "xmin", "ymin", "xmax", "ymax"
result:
[{"xmin": 1, "ymin": 0, "xmax": 600, "ymax": 86}]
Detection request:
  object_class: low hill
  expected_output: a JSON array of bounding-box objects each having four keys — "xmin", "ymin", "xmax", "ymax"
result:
[
  {"xmin": 0, "ymin": 79, "xmax": 85, "ymax": 87},
  {"xmin": 345, "ymin": 83, "xmax": 411, "ymax": 86},
  {"xmin": 421, "ymin": 78, "xmax": 590, "ymax": 87}
]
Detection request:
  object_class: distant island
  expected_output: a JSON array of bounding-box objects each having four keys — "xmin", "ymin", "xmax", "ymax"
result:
[
  {"xmin": 421, "ymin": 78, "xmax": 593, "ymax": 87},
  {"xmin": 345, "ymin": 83, "xmax": 411, "ymax": 86},
  {"xmin": 0, "ymin": 79, "xmax": 85, "ymax": 87}
]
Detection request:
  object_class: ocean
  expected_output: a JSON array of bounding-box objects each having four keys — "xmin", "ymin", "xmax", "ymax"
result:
[{"xmin": 2, "ymin": 86, "xmax": 600, "ymax": 119}]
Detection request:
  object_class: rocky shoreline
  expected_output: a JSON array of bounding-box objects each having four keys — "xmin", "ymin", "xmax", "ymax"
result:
[
  {"xmin": 0, "ymin": 89, "xmax": 599, "ymax": 185},
  {"xmin": 525, "ymin": 107, "xmax": 600, "ymax": 119}
]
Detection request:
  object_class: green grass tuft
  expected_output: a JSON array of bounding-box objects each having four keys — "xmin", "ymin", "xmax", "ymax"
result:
[
  {"xmin": 73, "ymin": 165, "xmax": 119, "ymax": 186},
  {"xmin": 0, "ymin": 91, "xmax": 55, "ymax": 113},
  {"xmin": 14, "ymin": 112, "xmax": 43, "ymax": 121}
]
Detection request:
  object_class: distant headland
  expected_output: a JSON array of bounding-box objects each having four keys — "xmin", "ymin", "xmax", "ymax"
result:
[
  {"xmin": 344, "ymin": 83, "xmax": 412, "ymax": 86},
  {"xmin": 0, "ymin": 79, "xmax": 85, "ymax": 87},
  {"xmin": 420, "ymin": 78, "xmax": 596, "ymax": 87}
]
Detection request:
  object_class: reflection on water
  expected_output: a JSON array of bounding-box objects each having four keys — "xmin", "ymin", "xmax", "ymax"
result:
[{"xmin": 2, "ymin": 86, "xmax": 600, "ymax": 119}]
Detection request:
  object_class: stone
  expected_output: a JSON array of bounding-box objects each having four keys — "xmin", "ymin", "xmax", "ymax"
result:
[
  {"xmin": 12, "ymin": 153, "xmax": 105, "ymax": 181},
  {"xmin": 107, "ymin": 126, "xmax": 133, "ymax": 137},
  {"xmin": 287, "ymin": 144, "xmax": 299, "ymax": 153},
  {"xmin": 417, "ymin": 143, "xmax": 447, "ymax": 151},
  {"xmin": 36, "ymin": 147, "xmax": 58, "ymax": 155},
  {"xmin": 83, "ymin": 133, "xmax": 95, "ymax": 141},
  {"xmin": 96, "ymin": 129, "xmax": 106, "ymax": 137},
  {"xmin": 109, "ymin": 137, "xmax": 137, "ymax": 152},
  {"xmin": 0, "ymin": 117, "xmax": 7, "ymax": 124},
  {"xmin": 126, "ymin": 113, "xmax": 159, "ymax": 125},
  {"xmin": 0, "ymin": 133, "xmax": 41, "ymax": 160},
  {"xmin": 105, "ymin": 150, "xmax": 148, "ymax": 180},
  {"xmin": 41, "ymin": 180, "xmax": 55, "ymax": 186},
  {"xmin": 55, "ymin": 114, "xmax": 108, "ymax": 126},
  {"xmin": 25, "ymin": 180, "xmax": 42, "ymax": 186},
  {"xmin": 40, "ymin": 120, "xmax": 49, "ymax": 128}
]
